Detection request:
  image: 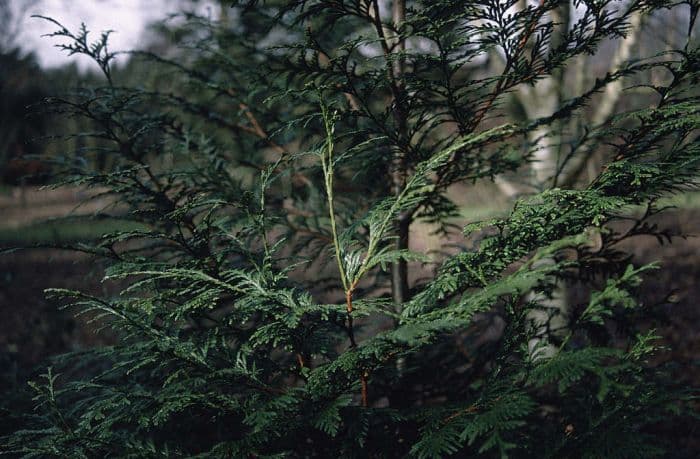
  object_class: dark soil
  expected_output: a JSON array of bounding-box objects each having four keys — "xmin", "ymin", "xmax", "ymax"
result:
[
  {"xmin": 615, "ymin": 210, "xmax": 700, "ymax": 386},
  {"xmin": 0, "ymin": 250, "xmax": 117, "ymax": 385}
]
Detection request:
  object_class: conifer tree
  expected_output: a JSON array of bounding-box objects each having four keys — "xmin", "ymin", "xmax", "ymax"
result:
[{"xmin": 3, "ymin": 1, "xmax": 700, "ymax": 457}]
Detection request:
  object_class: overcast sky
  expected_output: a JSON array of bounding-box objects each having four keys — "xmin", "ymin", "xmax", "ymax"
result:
[{"xmin": 14, "ymin": 0, "xmax": 212, "ymax": 69}]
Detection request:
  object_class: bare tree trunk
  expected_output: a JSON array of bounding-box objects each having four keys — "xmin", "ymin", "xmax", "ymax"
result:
[
  {"xmin": 495, "ymin": 4, "xmax": 645, "ymax": 358},
  {"xmin": 495, "ymin": 5, "xmax": 644, "ymax": 194},
  {"xmin": 506, "ymin": 2, "xmax": 571, "ymax": 358},
  {"xmin": 560, "ymin": 10, "xmax": 644, "ymax": 187},
  {"xmin": 391, "ymin": 0, "xmax": 410, "ymax": 313},
  {"xmin": 494, "ymin": 2, "xmax": 567, "ymax": 197}
]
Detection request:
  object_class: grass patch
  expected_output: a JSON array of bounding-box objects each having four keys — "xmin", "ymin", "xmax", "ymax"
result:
[
  {"xmin": 657, "ymin": 190, "xmax": 700, "ymax": 209},
  {"xmin": 0, "ymin": 219, "xmax": 148, "ymax": 245},
  {"xmin": 460, "ymin": 205, "xmax": 509, "ymax": 222},
  {"xmin": 3, "ymin": 192, "xmax": 698, "ymax": 246}
]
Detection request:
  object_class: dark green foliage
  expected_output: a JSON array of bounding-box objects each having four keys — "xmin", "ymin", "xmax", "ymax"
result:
[{"xmin": 2, "ymin": 0, "xmax": 700, "ymax": 457}]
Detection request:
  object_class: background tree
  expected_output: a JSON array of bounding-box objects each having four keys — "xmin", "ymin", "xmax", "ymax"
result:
[
  {"xmin": 3, "ymin": 0, "xmax": 700, "ymax": 457},
  {"xmin": 0, "ymin": 0, "xmax": 46, "ymax": 184}
]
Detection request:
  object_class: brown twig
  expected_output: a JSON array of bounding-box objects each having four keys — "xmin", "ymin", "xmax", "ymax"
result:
[
  {"xmin": 436, "ymin": 0, "xmax": 546, "ymax": 188},
  {"xmin": 225, "ymin": 88, "xmax": 287, "ymax": 155},
  {"xmin": 346, "ymin": 286, "xmax": 369, "ymax": 407},
  {"xmin": 345, "ymin": 287, "xmax": 358, "ymax": 348},
  {"xmin": 240, "ymin": 102, "xmax": 287, "ymax": 155},
  {"xmin": 443, "ymin": 404, "xmax": 479, "ymax": 424},
  {"xmin": 471, "ymin": 0, "xmax": 546, "ymax": 131},
  {"xmin": 360, "ymin": 370, "xmax": 369, "ymax": 407}
]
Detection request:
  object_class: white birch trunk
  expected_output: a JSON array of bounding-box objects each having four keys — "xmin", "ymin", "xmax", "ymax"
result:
[{"xmin": 498, "ymin": 4, "xmax": 644, "ymax": 358}]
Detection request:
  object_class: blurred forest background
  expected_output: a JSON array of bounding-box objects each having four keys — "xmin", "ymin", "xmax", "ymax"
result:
[{"xmin": 0, "ymin": 0, "xmax": 699, "ymax": 421}]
